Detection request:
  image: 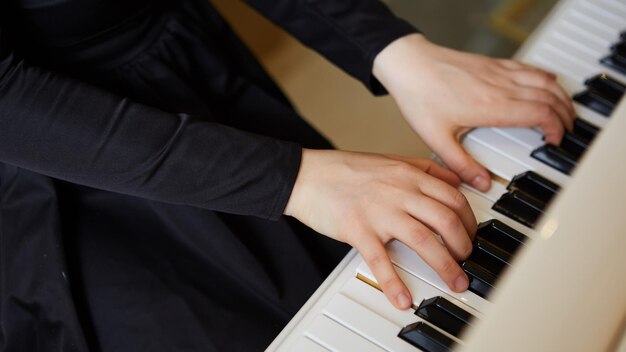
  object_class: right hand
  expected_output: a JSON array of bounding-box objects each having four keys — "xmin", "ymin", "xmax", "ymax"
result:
[
  {"xmin": 373, "ymin": 34, "xmax": 576, "ymax": 192},
  {"xmin": 284, "ymin": 149, "xmax": 477, "ymax": 310}
]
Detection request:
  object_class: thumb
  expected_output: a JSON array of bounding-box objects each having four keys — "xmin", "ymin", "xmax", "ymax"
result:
[{"xmin": 429, "ymin": 134, "xmax": 491, "ymax": 191}]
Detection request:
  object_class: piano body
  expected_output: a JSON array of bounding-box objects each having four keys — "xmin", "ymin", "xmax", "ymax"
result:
[{"xmin": 268, "ymin": 0, "xmax": 626, "ymax": 351}]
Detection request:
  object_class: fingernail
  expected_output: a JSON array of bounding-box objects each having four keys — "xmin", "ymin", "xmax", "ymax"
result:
[
  {"xmin": 454, "ymin": 274, "xmax": 469, "ymax": 291},
  {"xmin": 396, "ymin": 292, "xmax": 411, "ymax": 309},
  {"xmin": 471, "ymin": 175, "xmax": 490, "ymax": 191}
]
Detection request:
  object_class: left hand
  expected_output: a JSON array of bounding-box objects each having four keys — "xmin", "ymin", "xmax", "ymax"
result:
[{"xmin": 373, "ymin": 34, "xmax": 576, "ymax": 191}]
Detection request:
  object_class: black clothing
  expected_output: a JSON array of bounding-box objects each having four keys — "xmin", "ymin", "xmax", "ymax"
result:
[{"xmin": 0, "ymin": 0, "xmax": 417, "ymax": 350}]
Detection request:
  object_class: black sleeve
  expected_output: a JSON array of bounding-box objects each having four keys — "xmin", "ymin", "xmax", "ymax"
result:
[
  {"xmin": 0, "ymin": 26, "xmax": 300, "ymax": 220},
  {"xmin": 243, "ymin": 0, "xmax": 418, "ymax": 95}
]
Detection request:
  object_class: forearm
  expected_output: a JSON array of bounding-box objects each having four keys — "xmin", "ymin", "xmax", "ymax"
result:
[{"xmin": 0, "ymin": 56, "xmax": 301, "ymax": 219}]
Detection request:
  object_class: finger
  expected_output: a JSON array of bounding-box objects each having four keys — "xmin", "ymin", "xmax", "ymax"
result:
[
  {"xmin": 484, "ymin": 100, "xmax": 565, "ymax": 145},
  {"xmin": 424, "ymin": 132, "xmax": 492, "ymax": 191},
  {"xmin": 423, "ymin": 164, "xmax": 462, "ymax": 188},
  {"xmin": 511, "ymin": 86, "xmax": 574, "ymax": 131},
  {"xmin": 498, "ymin": 59, "xmax": 554, "ymax": 77},
  {"xmin": 498, "ymin": 60, "xmax": 576, "ymax": 124},
  {"xmin": 395, "ymin": 216, "xmax": 469, "ymax": 292},
  {"xmin": 507, "ymin": 100, "xmax": 566, "ymax": 145},
  {"xmin": 508, "ymin": 70, "xmax": 576, "ymax": 126},
  {"xmin": 357, "ymin": 235, "xmax": 412, "ymax": 309},
  {"xmin": 413, "ymin": 174, "xmax": 477, "ymax": 240},
  {"xmin": 405, "ymin": 195, "xmax": 472, "ymax": 260},
  {"xmin": 400, "ymin": 158, "xmax": 462, "ymax": 187}
]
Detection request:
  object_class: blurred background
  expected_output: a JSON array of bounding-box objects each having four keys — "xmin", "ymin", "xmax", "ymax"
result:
[{"xmin": 211, "ymin": 0, "xmax": 559, "ymax": 158}]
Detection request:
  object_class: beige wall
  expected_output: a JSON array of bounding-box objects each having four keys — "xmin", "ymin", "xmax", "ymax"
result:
[{"xmin": 210, "ymin": 0, "xmax": 431, "ymax": 157}]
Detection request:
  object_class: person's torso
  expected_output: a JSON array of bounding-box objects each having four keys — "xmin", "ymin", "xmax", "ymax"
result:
[{"xmin": 13, "ymin": 0, "xmax": 154, "ymax": 47}]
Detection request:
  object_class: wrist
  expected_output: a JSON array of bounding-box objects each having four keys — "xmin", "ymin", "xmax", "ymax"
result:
[
  {"xmin": 284, "ymin": 148, "xmax": 318, "ymax": 218},
  {"xmin": 372, "ymin": 33, "xmax": 434, "ymax": 95}
]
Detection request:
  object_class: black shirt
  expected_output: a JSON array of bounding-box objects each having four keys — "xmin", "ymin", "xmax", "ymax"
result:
[
  {"xmin": 0, "ymin": 0, "xmax": 417, "ymax": 350},
  {"xmin": 0, "ymin": 0, "xmax": 416, "ymax": 218}
]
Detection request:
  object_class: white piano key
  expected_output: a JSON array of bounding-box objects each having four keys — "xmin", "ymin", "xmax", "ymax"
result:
[
  {"xmin": 465, "ymin": 128, "xmax": 570, "ymax": 185},
  {"xmin": 527, "ymin": 53, "xmax": 624, "ymax": 115},
  {"xmin": 343, "ymin": 274, "xmax": 482, "ymax": 321},
  {"xmin": 463, "ymin": 135, "xmax": 527, "ymax": 181},
  {"xmin": 355, "ymin": 259, "xmax": 490, "ymax": 323},
  {"xmin": 542, "ymin": 39, "xmax": 626, "ymax": 84},
  {"xmin": 544, "ymin": 34, "xmax": 626, "ymax": 82},
  {"xmin": 569, "ymin": 7, "xmax": 619, "ymax": 40},
  {"xmin": 372, "ymin": 243, "xmax": 491, "ymax": 313},
  {"xmin": 599, "ymin": 0, "xmax": 626, "ymax": 13},
  {"xmin": 339, "ymin": 277, "xmax": 418, "ymax": 328},
  {"xmin": 526, "ymin": 55, "xmax": 613, "ymax": 128},
  {"xmin": 492, "ymin": 128, "xmax": 543, "ymax": 151},
  {"xmin": 323, "ymin": 293, "xmax": 417, "ymax": 352},
  {"xmin": 553, "ymin": 23, "xmax": 607, "ymax": 57},
  {"xmin": 468, "ymin": 202, "xmax": 498, "ymax": 224},
  {"xmin": 528, "ymin": 52, "xmax": 584, "ymax": 83},
  {"xmin": 554, "ymin": 72, "xmax": 586, "ymax": 95},
  {"xmin": 560, "ymin": 14, "xmax": 613, "ymax": 48},
  {"xmin": 538, "ymin": 42, "xmax": 592, "ymax": 82},
  {"xmin": 290, "ymin": 337, "xmax": 329, "ymax": 352},
  {"xmin": 579, "ymin": 0, "xmax": 626, "ymax": 30},
  {"xmin": 496, "ymin": 41, "xmax": 616, "ymax": 128},
  {"xmin": 574, "ymin": 103, "xmax": 611, "ymax": 128},
  {"xmin": 304, "ymin": 315, "xmax": 385, "ymax": 352}
]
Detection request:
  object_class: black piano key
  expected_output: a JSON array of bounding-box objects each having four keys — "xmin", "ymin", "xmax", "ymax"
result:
[
  {"xmin": 475, "ymin": 219, "xmax": 527, "ymax": 254},
  {"xmin": 399, "ymin": 322, "xmax": 454, "ymax": 352},
  {"xmin": 469, "ymin": 238, "xmax": 512, "ymax": 276},
  {"xmin": 415, "ymin": 296, "xmax": 475, "ymax": 337},
  {"xmin": 612, "ymin": 41, "xmax": 626, "ymax": 57},
  {"xmin": 461, "ymin": 261, "xmax": 495, "ymax": 299},
  {"xmin": 573, "ymin": 118, "xmax": 599, "ymax": 143},
  {"xmin": 531, "ymin": 144, "xmax": 577, "ymax": 175},
  {"xmin": 492, "ymin": 190, "xmax": 544, "ymax": 228},
  {"xmin": 559, "ymin": 132, "xmax": 588, "ymax": 161},
  {"xmin": 573, "ymin": 89, "xmax": 615, "ymax": 116},
  {"xmin": 584, "ymin": 73, "xmax": 625, "ymax": 104},
  {"xmin": 601, "ymin": 53, "xmax": 626, "ymax": 76},
  {"xmin": 508, "ymin": 171, "xmax": 560, "ymax": 205}
]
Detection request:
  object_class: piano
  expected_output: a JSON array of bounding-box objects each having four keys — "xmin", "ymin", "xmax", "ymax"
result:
[{"xmin": 268, "ymin": 0, "xmax": 626, "ymax": 350}]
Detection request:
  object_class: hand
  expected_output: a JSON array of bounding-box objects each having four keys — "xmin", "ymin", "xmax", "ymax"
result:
[
  {"xmin": 284, "ymin": 149, "xmax": 477, "ymax": 310},
  {"xmin": 373, "ymin": 34, "xmax": 576, "ymax": 191}
]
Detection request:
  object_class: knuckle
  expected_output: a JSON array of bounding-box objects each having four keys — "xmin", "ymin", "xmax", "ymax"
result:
[
  {"xmin": 450, "ymin": 189, "xmax": 469, "ymax": 210},
  {"xmin": 545, "ymin": 93, "xmax": 557, "ymax": 105},
  {"xmin": 535, "ymin": 72, "xmax": 552, "ymax": 86},
  {"xmin": 500, "ymin": 59, "xmax": 518, "ymax": 68},
  {"xmin": 532, "ymin": 103, "xmax": 552, "ymax": 120},
  {"xmin": 485, "ymin": 86, "xmax": 507, "ymax": 102},
  {"xmin": 440, "ymin": 210, "xmax": 462, "ymax": 232},
  {"xmin": 397, "ymin": 162, "xmax": 417, "ymax": 175},
  {"xmin": 389, "ymin": 160, "xmax": 415, "ymax": 178},
  {"xmin": 406, "ymin": 226, "xmax": 431, "ymax": 248}
]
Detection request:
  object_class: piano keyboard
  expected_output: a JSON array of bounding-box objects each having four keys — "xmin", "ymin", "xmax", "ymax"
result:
[{"xmin": 268, "ymin": 0, "xmax": 626, "ymax": 350}]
